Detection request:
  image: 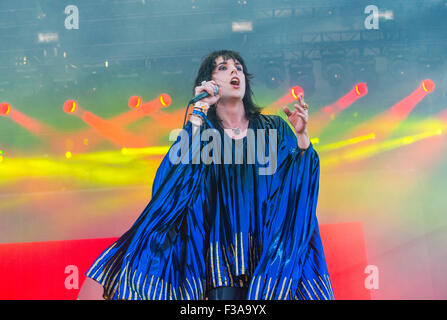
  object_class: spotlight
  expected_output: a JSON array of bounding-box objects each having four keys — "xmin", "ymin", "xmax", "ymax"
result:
[
  {"xmin": 0, "ymin": 102, "xmax": 11, "ymax": 116},
  {"xmin": 355, "ymin": 82, "xmax": 368, "ymax": 96},
  {"xmin": 128, "ymin": 96, "xmax": 141, "ymax": 109},
  {"xmin": 63, "ymin": 100, "xmax": 77, "ymax": 113},
  {"xmin": 159, "ymin": 93, "xmax": 171, "ymax": 107},
  {"xmin": 290, "ymin": 86, "xmax": 304, "ymax": 100},
  {"xmin": 128, "ymin": 93, "xmax": 171, "ymax": 110},
  {"xmin": 421, "ymin": 79, "xmax": 435, "ymax": 93}
]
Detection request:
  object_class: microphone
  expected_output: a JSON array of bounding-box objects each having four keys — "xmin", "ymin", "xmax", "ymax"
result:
[
  {"xmin": 188, "ymin": 84, "xmax": 219, "ymax": 104},
  {"xmin": 182, "ymin": 83, "xmax": 219, "ymax": 129}
]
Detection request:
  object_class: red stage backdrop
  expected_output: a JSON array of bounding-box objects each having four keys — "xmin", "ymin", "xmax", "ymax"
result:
[{"xmin": 0, "ymin": 222, "xmax": 369, "ymax": 300}]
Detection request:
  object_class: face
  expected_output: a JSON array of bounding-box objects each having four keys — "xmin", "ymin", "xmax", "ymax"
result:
[{"xmin": 211, "ymin": 56, "xmax": 246, "ymax": 101}]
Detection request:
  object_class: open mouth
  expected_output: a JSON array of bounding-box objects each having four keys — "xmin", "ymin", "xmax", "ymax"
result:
[{"xmin": 230, "ymin": 77, "xmax": 240, "ymax": 87}]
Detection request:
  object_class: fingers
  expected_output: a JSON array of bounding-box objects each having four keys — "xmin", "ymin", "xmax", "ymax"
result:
[
  {"xmin": 295, "ymin": 111, "xmax": 308, "ymax": 120},
  {"xmin": 283, "ymin": 106, "xmax": 307, "ymax": 120},
  {"xmin": 291, "ymin": 106, "xmax": 308, "ymax": 119},
  {"xmin": 195, "ymin": 82, "xmax": 210, "ymax": 96},
  {"xmin": 205, "ymin": 81, "xmax": 217, "ymax": 95},
  {"xmin": 295, "ymin": 94, "xmax": 308, "ymax": 110},
  {"xmin": 282, "ymin": 106, "xmax": 292, "ymax": 116},
  {"xmin": 299, "ymin": 95, "xmax": 305, "ymax": 105},
  {"xmin": 292, "ymin": 109, "xmax": 307, "ymax": 119},
  {"xmin": 285, "ymin": 104, "xmax": 308, "ymax": 113},
  {"xmin": 284, "ymin": 105, "xmax": 305, "ymax": 115},
  {"xmin": 195, "ymin": 81, "xmax": 219, "ymax": 97},
  {"xmin": 195, "ymin": 85, "xmax": 213, "ymax": 97},
  {"xmin": 294, "ymin": 102, "xmax": 308, "ymax": 113},
  {"xmin": 212, "ymin": 81, "xmax": 221, "ymax": 97}
]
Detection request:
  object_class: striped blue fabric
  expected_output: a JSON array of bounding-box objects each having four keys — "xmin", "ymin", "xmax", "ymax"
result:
[{"xmin": 85, "ymin": 113, "xmax": 333, "ymax": 300}]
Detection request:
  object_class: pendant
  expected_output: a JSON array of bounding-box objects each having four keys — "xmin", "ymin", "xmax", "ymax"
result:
[{"xmin": 233, "ymin": 128, "xmax": 241, "ymax": 135}]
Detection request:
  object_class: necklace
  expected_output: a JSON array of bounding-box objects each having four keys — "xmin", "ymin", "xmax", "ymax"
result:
[
  {"xmin": 221, "ymin": 120, "xmax": 247, "ymax": 135},
  {"xmin": 228, "ymin": 127, "xmax": 241, "ymax": 135}
]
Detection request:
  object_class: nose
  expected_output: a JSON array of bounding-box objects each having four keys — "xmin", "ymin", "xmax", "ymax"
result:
[{"xmin": 230, "ymin": 65, "xmax": 238, "ymax": 75}]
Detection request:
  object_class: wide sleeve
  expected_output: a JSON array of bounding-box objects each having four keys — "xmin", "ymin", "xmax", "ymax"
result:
[
  {"xmin": 247, "ymin": 116, "xmax": 329, "ymax": 300},
  {"xmin": 85, "ymin": 119, "xmax": 212, "ymax": 300}
]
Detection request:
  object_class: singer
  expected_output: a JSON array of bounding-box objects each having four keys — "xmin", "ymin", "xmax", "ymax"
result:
[{"xmin": 82, "ymin": 50, "xmax": 334, "ymax": 300}]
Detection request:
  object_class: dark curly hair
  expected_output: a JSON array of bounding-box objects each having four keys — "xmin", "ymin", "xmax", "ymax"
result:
[{"xmin": 192, "ymin": 49, "xmax": 263, "ymax": 128}]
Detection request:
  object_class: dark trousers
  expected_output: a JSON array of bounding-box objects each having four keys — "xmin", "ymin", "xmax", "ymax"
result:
[{"xmin": 206, "ymin": 286, "xmax": 248, "ymax": 300}]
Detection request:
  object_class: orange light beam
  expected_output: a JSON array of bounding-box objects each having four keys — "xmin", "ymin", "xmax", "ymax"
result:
[
  {"xmin": 52, "ymin": 95, "xmax": 171, "ymax": 153},
  {"xmin": 149, "ymin": 108, "xmax": 189, "ymax": 129},
  {"xmin": 308, "ymin": 83, "xmax": 368, "ymax": 137},
  {"xmin": 351, "ymin": 108, "xmax": 446, "ymax": 174},
  {"xmin": 387, "ymin": 79, "xmax": 434, "ymax": 120},
  {"xmin": 62, "ymin": 100, "xmax": 148, "ymax": 148},
  {"xmin": 322, "ymin": 82, "xmax": 369, "ymax": 114},
  {"xmin": 346, "ymin": 79, "xmax": 435, "ymax": 141},
  {"xmin": 262, "ymin": 86, "xmax": 304, "ymax": 114},
  {"xmin": 0, "ymin": 102, "xmax": 56, "ymax": 136},
  {"xmin": 114, "ymin": 93, "xmax": 172, "ymax": 127},
  {"xmin": 80, "ymin": 111, "xmax": 148, "ymax": 148}
]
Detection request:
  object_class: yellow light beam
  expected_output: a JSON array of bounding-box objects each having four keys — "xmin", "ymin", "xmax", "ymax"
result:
[
  {"xmin": 0, "ymin": 156, "xmax": 158, "ymax": 186},
  {"xmin": 321, "ymin": 128, "xmax": 443, "ymax": 168},
  {"xmin": 121, "ymin": 146, "xmax": 170, "ymax": 156},
  {"xmin": 316, "ymin": 133, "xmax": 376, "ymax": 152}
]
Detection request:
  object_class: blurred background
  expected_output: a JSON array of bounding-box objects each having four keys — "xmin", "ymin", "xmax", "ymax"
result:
[{"xmin": 0, "ymin": 0, "xmax": 446, "ymax": 299}]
